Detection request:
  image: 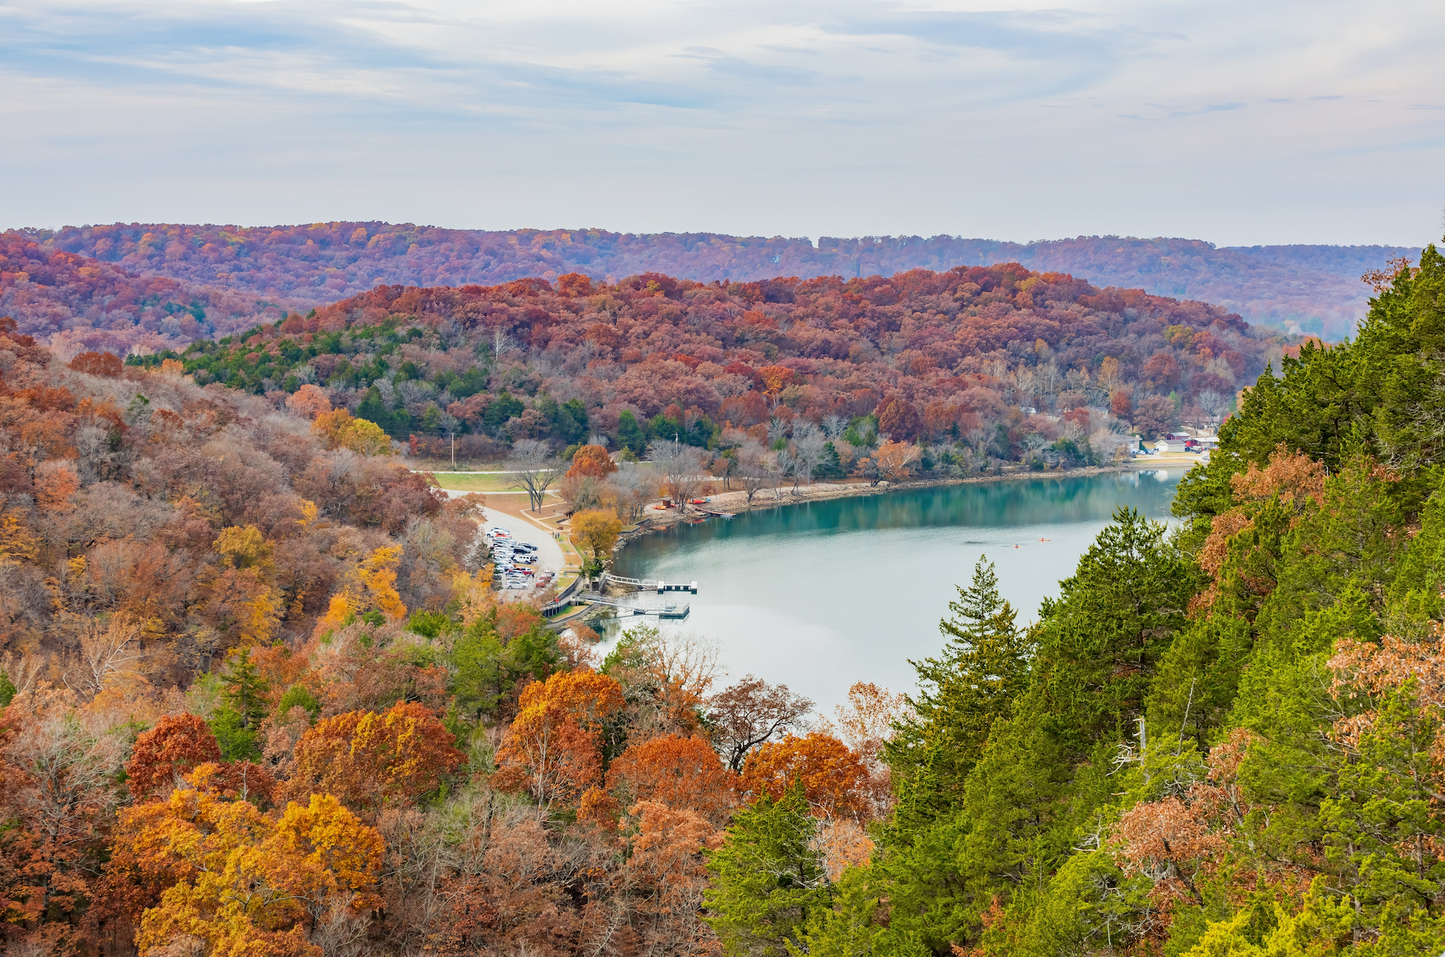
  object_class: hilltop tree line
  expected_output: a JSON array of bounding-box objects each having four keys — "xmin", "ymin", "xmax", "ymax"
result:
[
  {"xmin": 129, "ymin": 264, "xmax": 1287, "ymax": 477},
  {"xmin": 0, "ymin": 237, "xmax": 275, "ymax": 359},
  {"xmin": 2, "ymin": 224, "xmax": 1412, "ymax": 354}
]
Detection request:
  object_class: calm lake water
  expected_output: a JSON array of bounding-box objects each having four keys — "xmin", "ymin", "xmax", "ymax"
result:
[{"xmin": 608, "ymin": 469, "xmax": 1185, "ymax": 712}]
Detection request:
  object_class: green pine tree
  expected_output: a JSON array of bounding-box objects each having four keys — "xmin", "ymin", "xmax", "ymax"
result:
[
  {"xmin": 788, "ymin": 866, "xmax": 928, "ymax": 957},
  {"xmin": 222, "ymin": 647, "xmax": 269, "ymax": 731},
  {"xmin": 705, "ymin": 787, "xmax": 831, "ymax": 957},
  {"xmin": 886, "ymin": 556, "xmax": 1031, "ymax": 823},
  {"xmin": 210, "ymin": 648, "xmax": 270, "ymax": 760}
]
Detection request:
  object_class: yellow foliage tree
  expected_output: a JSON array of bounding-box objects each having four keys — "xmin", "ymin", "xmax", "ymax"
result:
[
  {"xmin": 214, "ymin": 525, "xmax": 273, "ymax": 570},
  {"xmin": 571, "ymin": 509, "xmax": 623, "ymax": 577},
  {"xmin": 119, "ymin": 787, "xmax": 383, "ymax": 957},
  {"xmin": 341, "ymin": 417, "xmax": 392, "ymax": 456},
  {"xmin": 315, "ymin": 545, "xmax": 407, "ymax": 634},
  {"xmin": 311, "ymin": 408, "xmax": 393, "ymax": 456},
  {"xmin": 0, "ymin": 510, "xmax": 39, "ymax": 563},
  {"xmin": 356, "ymin": 545, "xmax": 406, "ymax": 619},
  {"xmin": 204, "ymin": 525, "xmax": 282, "ymax": 646},
  {"xmin": 453, "ymin": 566, "xmax": 495, "ymax": 627}
]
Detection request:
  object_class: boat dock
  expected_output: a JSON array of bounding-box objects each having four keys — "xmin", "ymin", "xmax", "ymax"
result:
[
  {"xmin": 604, "ymin": 574, "xmax": 699, "ymax": 594},
  {"xmin": 581, "ymin": 595, "xmax": 691, "ymax": 619}
]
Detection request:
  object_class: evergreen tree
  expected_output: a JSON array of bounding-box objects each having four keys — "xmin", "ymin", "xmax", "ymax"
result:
[
  {"xmin": 1028, "ymin": 507, "xmax": 1196, "ymax": 747},
  {"xmin": 617, "ymin": 409, "xmax": 649, "ymax": 456},
  {"xmin": 210, "ymin": 647, "xmax": 270, "ymax": 760},
  {"xmin": 355, "ymin": 384, "xmax": 395, "ymax": 432},
  {"xmin": 886, "ymin": 556, "xmax": 1031, "ymax": 823},
  {"xmin": 221, "ymin": 647, "xmax": 269, "ymax": 731},
  {"xmin": 705, "ymin": 787, "xmax": 830, "ymax": 957},
  {"xmin": 875, "ymin": 509, "xmax": 1195, "ymax": 954},
  {"xmin": 788, "ymin": 866, "xmax": 927, "ymax": 957},
  {"xmin": 451, "ymin": 629, "xmax": 505, "ymax": 720}
]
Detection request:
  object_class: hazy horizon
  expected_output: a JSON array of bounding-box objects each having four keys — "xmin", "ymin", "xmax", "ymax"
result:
[{"xmin": 4, "ymin": 223, "xmax": 1430, "ymax": 254}]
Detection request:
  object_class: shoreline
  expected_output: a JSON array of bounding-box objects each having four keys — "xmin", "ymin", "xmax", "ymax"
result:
[{"xmin": 613, "ymin": 457, "xmax": 1195, "ymax": 545}]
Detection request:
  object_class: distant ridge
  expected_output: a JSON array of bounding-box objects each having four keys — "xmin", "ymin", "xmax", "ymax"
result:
[{"xmin": 2, "ymin": 224, "xmax": 1419, "ymax": 352}]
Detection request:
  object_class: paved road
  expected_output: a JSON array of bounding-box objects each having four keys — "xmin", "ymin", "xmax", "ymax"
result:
[{"xmin": 440, "ymin": 489, "xmax": 567, "ymax": 575}]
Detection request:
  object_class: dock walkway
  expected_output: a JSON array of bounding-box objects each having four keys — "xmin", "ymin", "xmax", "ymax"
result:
[
  {"xmin": 581, "ymin": 595, "xmax": 691, "ymax": 619},
  {"xmin": 605, "ymin": 574, "xmax": 698, "ymax": 594}
]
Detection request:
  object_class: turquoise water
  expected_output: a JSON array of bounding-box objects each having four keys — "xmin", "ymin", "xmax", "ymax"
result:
[{"xmin": 609, "ymin": 469, "xmax": 1185, "ymax": 712}]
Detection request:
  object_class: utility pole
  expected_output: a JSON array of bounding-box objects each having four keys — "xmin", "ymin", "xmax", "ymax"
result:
[{"xmin": 450, "ymin": 430, "xmax": 455, "ymax": 470}]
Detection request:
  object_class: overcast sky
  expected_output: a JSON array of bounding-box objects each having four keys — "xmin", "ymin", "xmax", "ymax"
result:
[{"xmin": 1, "ymin": 0, "xmax": 1441, "ymax": 246}]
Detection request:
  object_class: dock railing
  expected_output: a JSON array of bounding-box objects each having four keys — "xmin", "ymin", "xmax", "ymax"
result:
[{"xmin": 603, "ymin": 573, "xmax": 698, "ymax": 594}]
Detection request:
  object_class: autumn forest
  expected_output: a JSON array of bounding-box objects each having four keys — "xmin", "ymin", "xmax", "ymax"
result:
[
  {"xmin": 3, "ymin": 217, "xmax": 1445, "ymax": 957},
  {"xmin": 0, "ymin": 224, "xmax": 1412, "ymax": 357}
]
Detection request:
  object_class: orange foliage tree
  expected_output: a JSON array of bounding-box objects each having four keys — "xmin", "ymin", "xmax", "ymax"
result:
[
  {"xmin": 605, "ymin": 734, "xmax": 737, "ymax": 826},
  {"xmin": 568, "ymin": 444, "xmax": 617, "ymax": 479},
  {"xmin": 493, "ymin": 670, "xmax": 626, "ymax": 808},
  {"xmin": 285, "ymin": 383, "xmax": 332, "ymax": 420},
  {"xmin": 871, "ymin": 440, "xmax": 920, "ymax": 484},
  {"xmin": 286, "ymin": 701, "xmax": 463, "ymax": 816},
  {"xmin": 617, "ymin": 801, "xmax": 724, "ymax": 954},
  {"xmin": 68, "ymin": 351, "xmax": 123, "ymax": 377},
  {"xmin": 739, "ymin": 731, "xmax": 872, "ymax": 822}
]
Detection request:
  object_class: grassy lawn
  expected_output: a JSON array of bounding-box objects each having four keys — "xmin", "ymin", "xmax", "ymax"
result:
[{"xmin": 425, "ymin": 473, "xmax": 526, "ymax": 493}]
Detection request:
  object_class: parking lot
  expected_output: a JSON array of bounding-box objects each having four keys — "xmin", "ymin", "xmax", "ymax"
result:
[{"xmin": 440, "ymin": 491, "xmax": 568, "ymax": 595}]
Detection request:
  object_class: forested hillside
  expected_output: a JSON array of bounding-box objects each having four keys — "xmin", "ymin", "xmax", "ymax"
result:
[
  {"xmin": 0, "ymin": 237, "xmax": 275, "ymax": 358},
  {"xmin": 0, "ymin": 313, "xmax": 897, "ymax": 956},
  {"xmin": 5, "ymin": 224, "xmax": 1412, "ymax": 350},
  {"xmin": 131, "ymin": 265, "xmax": 1285, "ymax": 473}
]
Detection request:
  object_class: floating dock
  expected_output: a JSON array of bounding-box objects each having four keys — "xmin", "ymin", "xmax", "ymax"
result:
[{"xmin": 581, "ymin": 595, "xmax": 690, "ymax": 619}]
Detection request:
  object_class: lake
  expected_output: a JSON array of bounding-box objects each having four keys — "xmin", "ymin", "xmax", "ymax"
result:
[{"xmin": 607, "ymin": 469, "xmax": 1186, "ymax": 713}]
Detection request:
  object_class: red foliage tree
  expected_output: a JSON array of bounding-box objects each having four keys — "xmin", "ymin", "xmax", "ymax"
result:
[{"xmin": 125, "ymin": 713, "xmax": 222, "ymax": 799}]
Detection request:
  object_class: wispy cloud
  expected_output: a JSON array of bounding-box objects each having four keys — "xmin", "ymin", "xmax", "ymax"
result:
[{"xmin": 0, "ymin": 0, "xmax": 1440, "ymax": 246}]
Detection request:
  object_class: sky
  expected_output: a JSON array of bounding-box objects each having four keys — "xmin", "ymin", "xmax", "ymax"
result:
[{"xmin": 1, "ymin": 0, "xmax": 1442, "ymax": 247}]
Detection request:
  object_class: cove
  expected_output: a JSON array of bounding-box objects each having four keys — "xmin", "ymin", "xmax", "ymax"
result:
[{"xmin": 609, "ymin": 469, "xmax": 1185, "ymax": 712}]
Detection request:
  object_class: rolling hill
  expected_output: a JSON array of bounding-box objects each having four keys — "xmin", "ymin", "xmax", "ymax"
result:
[{"xmin": 3, "ymin": 224, "xmax": 1414, "ymax": 352}]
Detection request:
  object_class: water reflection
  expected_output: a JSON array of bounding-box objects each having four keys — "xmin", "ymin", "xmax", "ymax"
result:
[{"xmin": 607, "ymin": 470, "xmax": 1183, "ymax": 711}]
